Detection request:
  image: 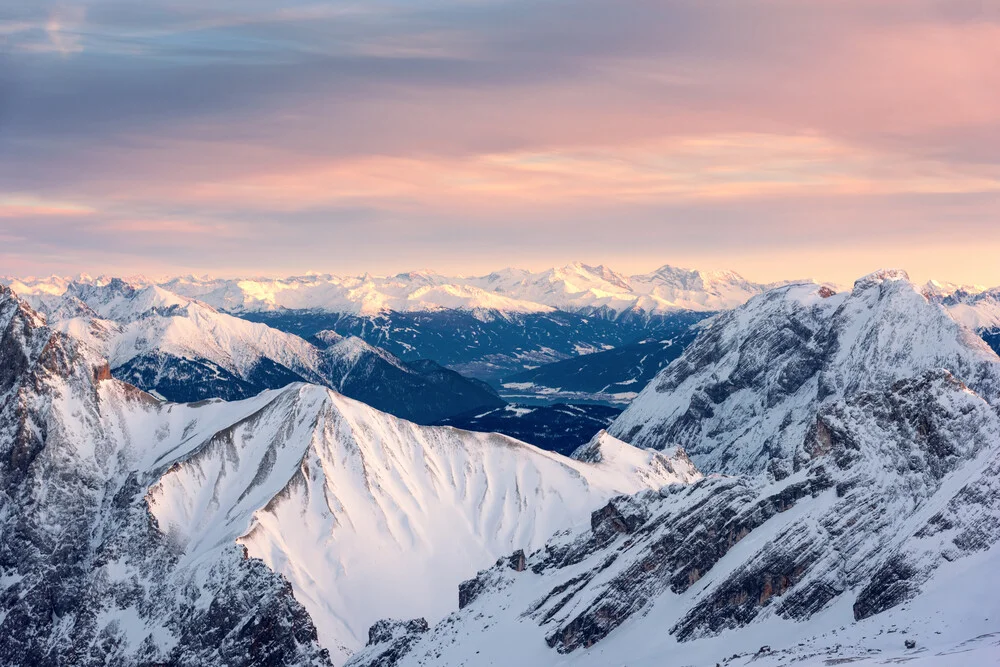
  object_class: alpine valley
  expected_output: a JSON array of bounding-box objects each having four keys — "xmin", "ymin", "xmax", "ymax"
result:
[{"xmin": 1, "ymin": 265, "xmax": 1000, "ymax": 667}]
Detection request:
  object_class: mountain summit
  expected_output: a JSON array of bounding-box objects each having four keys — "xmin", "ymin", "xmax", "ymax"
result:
[{"xmin": 610, "ymin": 270, "xmax": 1000, "ymax": 477}]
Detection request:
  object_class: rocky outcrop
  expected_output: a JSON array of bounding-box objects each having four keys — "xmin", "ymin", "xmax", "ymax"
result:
[
  {"xmin": 355, "ymin": 619, "xmax": 429, "ymax": 667},
  {"xmin": 368, "ymin": 619, "xmax": 430, "ymax": 646}
]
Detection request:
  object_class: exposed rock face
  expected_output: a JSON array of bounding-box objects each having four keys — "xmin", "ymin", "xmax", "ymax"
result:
[
  {"xmin": 457, "ymin": 577, "xmax": 486, "ymax": 611},
  {"xmin": 508, "ymin": 549, "xmax": 527, "ymax": 572},
  {"xmin": 357, "ymin": 618, "xmax": 430, "ymax": 666},
  {"xmin": 368, "ymin": 618, "xmax": 430, "ymax": 645}
]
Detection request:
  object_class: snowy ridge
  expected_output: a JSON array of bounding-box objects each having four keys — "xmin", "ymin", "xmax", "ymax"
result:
[
  {"xmin": 148, "ymin": 385, "xmax": 700, "ymax": 660},
  {"xmin": 570, "ymin": 430, "xmax": 701, "ymax": 488},
  {"xmin": 0, "ymin": 286, "xmax": 697, "ymax": 664},
  {"xmin": 4, "ymin": 262, "xmax": 774, "ymax": 315}
]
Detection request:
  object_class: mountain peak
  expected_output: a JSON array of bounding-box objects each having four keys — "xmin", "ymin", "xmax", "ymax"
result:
[
  {"xmin": 610, "ymin": 271, "xmax": 1000, "ymax": 477},
  {"xmin": 852, "ymin": 268, "xmax": 911, "ymax": 292}
]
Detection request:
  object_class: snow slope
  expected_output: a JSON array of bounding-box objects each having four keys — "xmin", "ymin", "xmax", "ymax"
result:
[
  {"xmin": 0, "ymin": 285, "xmax": 697, "ymax": 665},
  {"xmin": 149, "ymin": 394, "xmax": 701, "ymax": 660}
]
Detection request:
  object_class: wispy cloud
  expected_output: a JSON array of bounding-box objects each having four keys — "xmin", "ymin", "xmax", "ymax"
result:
[
  {"xmin": 4, "ymin": 6, "xmax": 87, "ymax": 55},
  {"xmin": 45, "ymin": 6, "xmax": 85, "ymax": 55},
  {"xmin": 0, "ymin": 196, "xmax": 94, "ymax": 217}
]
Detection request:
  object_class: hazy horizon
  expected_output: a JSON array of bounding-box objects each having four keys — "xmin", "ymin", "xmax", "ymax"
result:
[{"xmin": 5, "ymin": 258, "xmax": 999, "ymax": 291}]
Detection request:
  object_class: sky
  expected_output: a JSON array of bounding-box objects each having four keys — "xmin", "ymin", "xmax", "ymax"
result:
[{"xmin": 1, "ymin": 0, "xmax": 998, "ymax": 285}]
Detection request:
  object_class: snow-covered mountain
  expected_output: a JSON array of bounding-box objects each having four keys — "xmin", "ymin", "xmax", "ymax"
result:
[
  {"xmin": 8, "ymin": 267, "xmax": 1000, "ymax": 667},
  {"xmin": 18, "ymin": 279, "xmax": 503, "ymax": 424},
  {"xmin": 0, "ymin": 285, "xmax": 698, "ymax": 665},
  {"xmin": 4, "ymin": 262, "xmax": 772, "ymax": 316},
  {"xmin": 345, "ymin": 270, "xmax": 1000, "ymax": 667},
  {"xmin": 611, "ymin": 270, "xmax": 1000, "ymax": 476}
]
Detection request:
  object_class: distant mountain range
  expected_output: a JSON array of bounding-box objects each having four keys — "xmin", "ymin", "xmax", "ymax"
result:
[
  {"xmin": 9, "ymin": 267, "xmax": 1000, "ymax": 400},
  {"xmin": 18, "ymin": 279, "xmax": 503, "ymax": 424},
  {"xmin": 5, "ymin": 262, "xmax": 774, "ymax": 315},
  {"xmin": 1, "ymin": 265, "xmax": 778, "ymax": 385}
]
